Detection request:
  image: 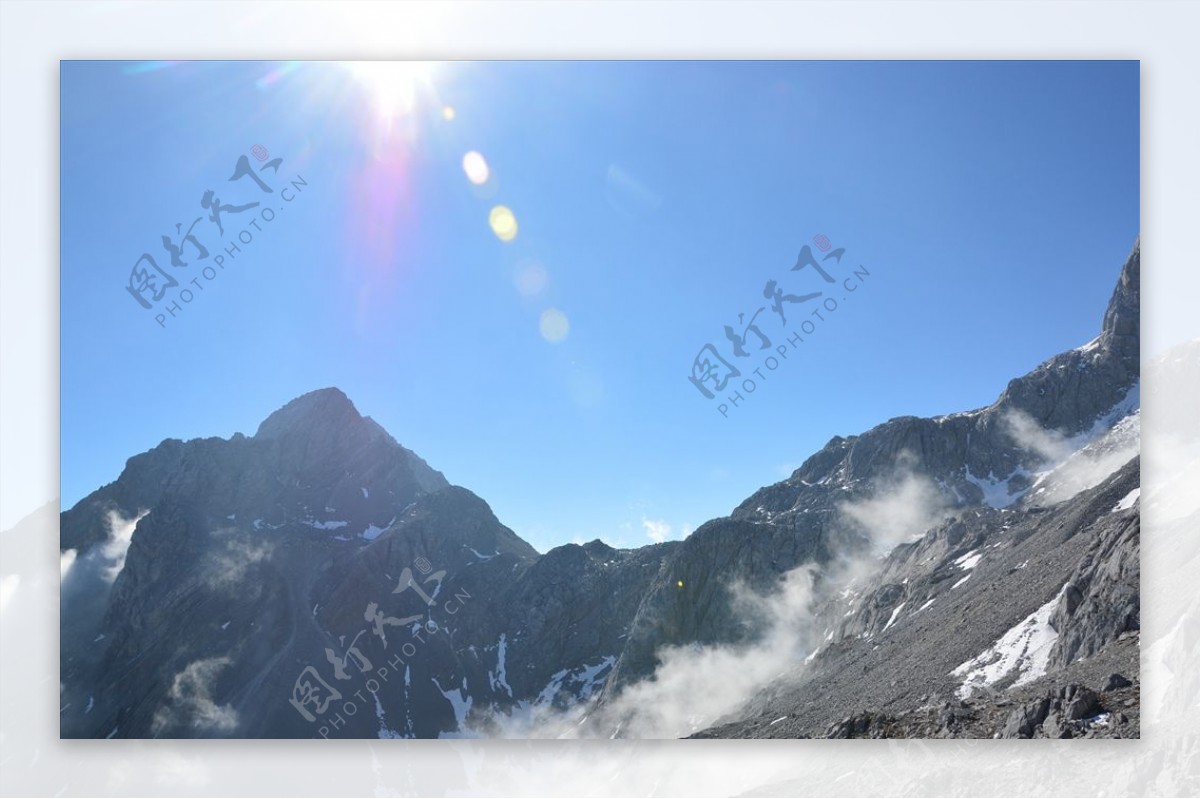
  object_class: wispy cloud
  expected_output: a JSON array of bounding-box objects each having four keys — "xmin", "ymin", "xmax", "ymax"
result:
[
  {"xmin": 203, "ymin": 536, "xmax": 272, "ymax": 589},
  {"xmin": 482, "ymin": 457, "xmax": 950, "ymax": 739},
  {"xmin": 1004, "ymin": 407, "xmax": 1140, "ymax": 506},
  {"xmin": 101, "ymin": 509, "xmax": 147, "ymax": 582},
  {"xmin": 837, "ymin": 457, "xmax": 952, "ymax": 556},
  {"xmin": 642, "ymin": 518, "xmax": 671, "ymax": 544},
  {"xmin": 151, "ymin": 657, "xmax": 239, "ymax": 736}
]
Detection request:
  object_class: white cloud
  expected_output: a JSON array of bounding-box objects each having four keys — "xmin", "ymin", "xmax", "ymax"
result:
[
  {"xmin": 204, "ymin": 537, "xmax": 272, "ymax": 589},
  {"xmin": 1002, "ymin": 408, "xmax": 1073, "ymax": 463},
  {"xmin": 1006, "ymin": 408, "xmax": 1140, "ymax": 507},
  {"xmin": 101, "ymin": 509, "xmax": 148, "ymax": 582},
  {"xmin": 587, "ymin": 459, "xmax": 953, "ymax": 738},
  {"xmin": 476, "ymin": 458, "xmax": 973, "ymax": 739},
  {"xmin": 59, "ymin": 548, "xmax": 77, "ymax": 579},
  {"xmin": 837, "ymin": 462, "xmax": 952, "ymax": 556},
  {"xmin": 486, "ymin": 564, "xmax": 824, "ymax": 740},
  {"xmin": 642, "ymin": 519, "xmax": 671, "ymax": 544},
  {"xmin": 151, "ymin": 657, "xmax": 238, "ymax": 736}
]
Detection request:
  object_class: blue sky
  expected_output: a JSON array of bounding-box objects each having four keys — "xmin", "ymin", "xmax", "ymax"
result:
[{"xmin": 60, "ymin": 60, "xmax": 1139, "ymax": 553}]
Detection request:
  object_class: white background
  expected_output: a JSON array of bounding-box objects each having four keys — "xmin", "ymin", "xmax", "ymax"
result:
[{"xmin": 2, "ymin": 2, "xmax": 1197, "ymax": 796}]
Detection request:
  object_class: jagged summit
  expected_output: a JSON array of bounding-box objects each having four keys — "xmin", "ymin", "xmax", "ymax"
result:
[
  {"xmin": 254, "ymin": 386, "xmax": 363, "ymax": 439},
  {"xmin": 1098, "ymin": 239, "xmax": 1139, "ymax": 360},
  {"xmin": 732, "ymin": 240, "xmax": 1141, "ymax": 521},
  {"xmin": 60, "ymin": 387, "xmax": 448, "ymax": 554}
]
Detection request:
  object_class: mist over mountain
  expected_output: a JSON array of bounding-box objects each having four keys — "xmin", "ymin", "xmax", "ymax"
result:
[{"xmin": 59, "ymin": 242, "xmax": 1141, "ymax": 739}]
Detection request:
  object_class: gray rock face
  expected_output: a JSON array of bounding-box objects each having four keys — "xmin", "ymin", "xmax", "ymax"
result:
[
  {"xmin": 1048, "ymin": 487, "xmax": 1140, "ymax": 669},
  {"xmin": 736, "ymin": 242, "xmax": 1139, "ymax": 521},
  {"xmin": 1105, "ymin": 673, "xmax": 1133, "ymax": 691},
  {"xmin": 1001, "ymin": 685, "xmax": 1105, "ymax": 739},
  {"xmin": 1002, "ymin": 696, "xmax": 1051, "ymax": 739},
  {"xmin": 607, "ymin": 246, "xmax": 1141, "ymax": 702},
  {"xmin": 59, "ymin": 388, "xmax": 677, "ymax": 738},
  {"xmin": 694, "ymin": 455, "xmax": 1140, "ymax": 739},
  {"xmin": 60, "ymin": 243, "xmax": 1140, "ymax": 738},
  {"xmin": 60, "ymin": 388, "xmax": 448, "ymax": 556}
]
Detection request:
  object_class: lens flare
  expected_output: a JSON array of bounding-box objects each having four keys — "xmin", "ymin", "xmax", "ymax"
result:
[
  {"xmin": 442, "ymin": 105, "xmax": 456, "ymax": 121},
  {"xmin": 462, "ymin": 151, "xmax": 490, "ymax": 185},
  {"xmin": 539, "ymin": 308, "xmax": 570, "ymax": 343},
  {"xmin": 344, "ymin": 61, "xmax": 436, "ymax": 121},
  {"xmin": 515, "ymin": 260, "xmax": 548, "ymax": 296},
  {"xmin": 255, "ymin": 61, "xmax": 303, "ymax": 90},
  {"xmin": 489, "ymin": 205, "xmax": 518, "ymax": 242}
]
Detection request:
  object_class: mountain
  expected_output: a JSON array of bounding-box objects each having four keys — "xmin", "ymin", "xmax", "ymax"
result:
[
  {"xmin": 602, "ymin": 241, "xmax": 1139, "ymax": 700},
  {"xmin": 59, "ymin": 241, "xmax": 1140, "ymax": 739},
  {"xmin": 60, "ymin": 388, "xmax": 448, "ymax": 556},
  {"xmin": 59, "ymin": 389, "xmax": 678, "ymax": 739}
]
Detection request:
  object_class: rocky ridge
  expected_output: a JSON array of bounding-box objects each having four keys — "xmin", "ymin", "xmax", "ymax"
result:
[{"xmin": 59, "ymin": 242, "xmax": 1141, "ymax": 739}]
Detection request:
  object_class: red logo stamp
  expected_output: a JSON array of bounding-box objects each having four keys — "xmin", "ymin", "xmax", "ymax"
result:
[
  {"xmin": 813, "ymin": 234, "xmax": 832, "ymax": 253},
  {"xmin": 251, "ymin": 144, "xmax": 269, "ymax": 162}
]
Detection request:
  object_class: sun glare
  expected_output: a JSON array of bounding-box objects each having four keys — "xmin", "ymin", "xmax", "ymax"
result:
[{"xmin": 343, "ymin": 61, "xmax": 438, "ymax": 120}]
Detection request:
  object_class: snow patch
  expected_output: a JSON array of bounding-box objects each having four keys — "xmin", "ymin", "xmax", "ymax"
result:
[
  {"xmin": 466, "ymin": 546, "xmax": 499, "ymax": 561},
  {"xmin": 488, "ymin": 634, "xmax": 513, "ymax": 697},
  {"xmin": 537, "ymin": 668, "xmax": 570, "ymax": 706},
  {"xmin": 361, "ymin": 516, "xmax": 396, "ymax": 541},
  {"xmin": 883, "ymin": 602, "xmax": 906, "ymax": 632},
  {"xmin": 531, "ymin": 656, "xmax": 616, "ymax": 707},
  {"xmin": 573, "ymin": 656, "xmax": 616, "ymax": 700},
  {"xmin": 432, "ymin": 677, "xmax": 474, "ymax": 734},
  {"xmin": 305, "ymin": 519, "xmax": 349, "ymax": 531},
  {"xmin": 964, "ymin": 467, "xmax": 1026, "ymax": 509},
  {"xmin": 374, "ymin": 691, "xmax": 403, "ymax": 739},
  {"xmin": 951, "ymin": 583, "xmax": 1067, "ymax": 699},
  {"xmin": 953, "ymin": 550, "xmax": 982, "ymax": 571},
  {"xmin": 1112, "ymin": 488, "xmax": 1140, "ymax": 512}
]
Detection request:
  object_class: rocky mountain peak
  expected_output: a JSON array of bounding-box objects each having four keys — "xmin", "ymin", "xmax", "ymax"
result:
[
  {"xmin": 59, "ymin": 387, "xmax": 449, "ymax": 555},
  {"xmin": 730, "ymin": 240, "xmax": 1141, "ymax": 538},
  {"xmin": 1098, "ymin": 239, "xmax": 1139, "ymax": 361},
  {"xmin": 254, "ymin": 386, "xmax": 365, "ymax": 440}
]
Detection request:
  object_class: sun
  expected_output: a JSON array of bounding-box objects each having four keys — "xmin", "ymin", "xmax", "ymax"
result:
[{"xmin": 342, "ymin": 61, "xmax": 438, "ymax": 120}]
